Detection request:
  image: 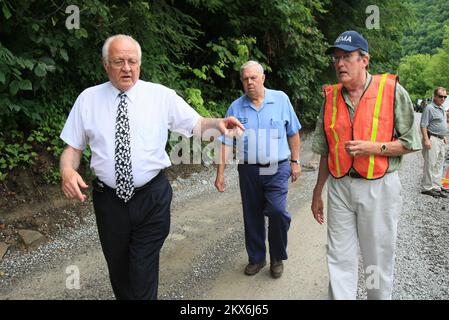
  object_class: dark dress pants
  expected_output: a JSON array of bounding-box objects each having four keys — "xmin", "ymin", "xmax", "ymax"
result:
[
  {"xmin": 237, "ymin": 161, "xmax": 291, "ymax": 264},
  {"xmin": 92, "ymin": 172, "xmax": 172, "ymax": 300}
]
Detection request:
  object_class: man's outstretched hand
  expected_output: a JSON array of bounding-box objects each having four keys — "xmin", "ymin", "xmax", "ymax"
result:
[{"xmin": 218, "ymin": 116, "xmax": 245, "ymax": 136}]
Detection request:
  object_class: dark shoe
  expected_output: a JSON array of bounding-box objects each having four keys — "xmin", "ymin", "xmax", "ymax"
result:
[
  {"xmin": 421, "ymin": 190, "xmax": 442, "ymax": 198},
  {"xmin": 437, "ymin": 190, "xmax": 448, "ymax": 198},
  {"xmin": 270, "ymin": 259, "xmax": 284, "ymax": 279},
  {"xmin": 440, "ymin": 188, "xmax": 449, "ymax": 193},
  {"xmin": 244, "ymin": 261, "xmax": 266, "ymax": 276}
]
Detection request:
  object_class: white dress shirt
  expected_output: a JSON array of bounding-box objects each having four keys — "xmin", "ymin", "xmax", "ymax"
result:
[{"xmin": 60, "ymin": 80, "xmax": 201, "ymax": 188}]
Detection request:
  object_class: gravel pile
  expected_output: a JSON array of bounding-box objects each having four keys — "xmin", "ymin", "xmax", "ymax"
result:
[
  {"xmin": 0, "ymin": 212, "xmax": 100, "ymax": 288},
  {"xmin": 392, "ymin": 151, "xmax": 449, "ymax": 299}
]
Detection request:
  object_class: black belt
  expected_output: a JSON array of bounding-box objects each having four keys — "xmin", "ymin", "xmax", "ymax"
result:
[
  {"xmin": 241, "ymin": 159, "xmax": 288, "ymax": 167},
  {"xmin": 348, "ymin": 171, "xmax": 363, "ymax": 179},
  {"xmin": 93, "ymin": 170, "xmax": 164, "ymax": 193},
  {"xmin": 428, "ymin": 132, "xmax": 445, "ymax": 140}
]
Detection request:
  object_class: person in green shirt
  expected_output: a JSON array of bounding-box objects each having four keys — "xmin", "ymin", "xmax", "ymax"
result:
[{"xmin": 310, "ymin": 30, "xmax": 421, "ymax": 300}]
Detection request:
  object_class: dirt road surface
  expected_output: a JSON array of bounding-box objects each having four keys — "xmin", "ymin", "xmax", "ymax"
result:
[
  {"xmin": 2, "ymin": 118, "xmax": 447, "ymax": 300},
  {"xmin": 0, "ymin": 135, "xmax": 329, "ymax": 300}
]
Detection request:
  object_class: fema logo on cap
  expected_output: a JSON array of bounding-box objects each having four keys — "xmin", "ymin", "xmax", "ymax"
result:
[
  {"xmin": 336, "ymin": 34, "xmax": 352, "ymax": 44},
  {"xmin": 325, "ymin": 30, "xmax": 369, "ymax": 55}
]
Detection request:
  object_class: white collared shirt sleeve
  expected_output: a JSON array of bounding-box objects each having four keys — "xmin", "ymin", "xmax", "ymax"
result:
[
  {"xmin": 167, "ymin": 91, "xmax": 201, "ymax": 137},
  {"xmin": 60, "ymin": 93, "xmax": 87, "ymax": 150}
]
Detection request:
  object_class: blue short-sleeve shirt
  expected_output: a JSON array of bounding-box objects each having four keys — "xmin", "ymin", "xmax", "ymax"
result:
[{"xmin": 221, "ymin": 88, "xmax": 301, "ymax": 163}]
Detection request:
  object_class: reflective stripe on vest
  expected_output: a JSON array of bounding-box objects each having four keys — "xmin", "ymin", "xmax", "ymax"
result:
[
  {"xmin": 323, "ymin": 74, "xmax": 397, "ymax": 179},
  {"xmin": 330, "ymin": 84, "xmax": 341, "ymax": 177}
]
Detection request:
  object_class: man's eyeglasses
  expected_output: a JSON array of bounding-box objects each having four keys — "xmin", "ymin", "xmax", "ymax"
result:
[
  {"xmin": 109, "ymin": 59, "xmax": 139, "ymax": 68},
  {"xmin": 330, "ymin": 53, "xmax": 361, "ymax": 63},
  {"xmin": 437, "ymin": 95, "xmax": 447, "ymax": 99}
]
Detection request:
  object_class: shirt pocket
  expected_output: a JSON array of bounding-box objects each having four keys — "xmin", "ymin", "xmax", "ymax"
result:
[
  {"xmin": 237, "ymin": 117, "xmax": 248, "ymax": 125},
  {"xmin": 270, "ymin": 119, "xmax": 286, "ymax": 139},
  {"xmin": 135, "ymin": 121, "xmax": 166, "ymax": 152}
]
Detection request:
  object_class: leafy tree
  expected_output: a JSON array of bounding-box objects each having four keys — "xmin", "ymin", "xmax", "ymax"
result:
[
  {"xmin": 0, "ymin": 0, "xmax": 421, "ymax": 183},
  {"xmin": 401, "ymin": 0, "xmax": 449, "ymax": 56},
  {"xmin": 0, "ymin": 0, "xmax": 203, "ymax": 181},
  {"xmin": 398, "ymin": 54, "xmax": 432, "ymax": 102},
  {"xmin": 178, "ymin": 0, "xmax": 329, "ymax": 126},
  {"xmin": 318, "ymin": 0, "xmax": 413, "ymax": 76},
  {"xmin": 398, "ymin": 26, "xmax": 449, "ymax": 101}
]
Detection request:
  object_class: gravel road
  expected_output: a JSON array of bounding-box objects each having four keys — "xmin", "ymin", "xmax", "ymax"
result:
[{"xmin": 0, "ymin": 124, "xmax": 448, "ymax": 300}]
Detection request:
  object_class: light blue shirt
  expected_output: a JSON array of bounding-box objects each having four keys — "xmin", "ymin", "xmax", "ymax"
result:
[{"xmin": 221, "ymin": 88, "xmax": 301, "ymax": 163}]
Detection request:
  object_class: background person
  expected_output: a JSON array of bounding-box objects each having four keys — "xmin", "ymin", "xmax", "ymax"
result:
[
  {"xmin": 420, "ymin": 87, "xmax": 448, "ymax": 197},
  {"xmin": 215, "ymin": 60, "xmax": 301, "ymax": 279}
]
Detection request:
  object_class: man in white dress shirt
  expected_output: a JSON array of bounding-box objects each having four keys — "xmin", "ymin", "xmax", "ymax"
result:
[{"xmin": 59, "ymin": 34, "xmax": 243, "ymax": 300}]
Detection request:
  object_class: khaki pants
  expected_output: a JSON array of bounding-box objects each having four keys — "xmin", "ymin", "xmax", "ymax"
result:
[
  {"xmin": 326, "ymin": 172, "xmax": 402, "ymax": 300},
  {"xmin": 422, "ymin": 135, "xmax": 446, "ymax": 191}
]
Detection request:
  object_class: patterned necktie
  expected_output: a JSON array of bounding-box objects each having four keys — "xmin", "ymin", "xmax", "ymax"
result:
[{"xmin": 115, "ymin": 93, "xmax": 134, "ymax": 202}]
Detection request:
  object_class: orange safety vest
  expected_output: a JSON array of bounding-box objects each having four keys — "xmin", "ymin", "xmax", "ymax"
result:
[{"xmin": 323, "ymin": 74, "xmax": 397, "ymax": 180}]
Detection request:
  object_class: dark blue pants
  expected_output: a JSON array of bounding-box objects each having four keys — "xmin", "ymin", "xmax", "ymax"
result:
[
  {"xmin": 237, "ymin": 161, "xmax": 291, "ymax": 264},
  {"xmin": 92, "ymin": 172, "xmax": 172, "ymax": 300}
]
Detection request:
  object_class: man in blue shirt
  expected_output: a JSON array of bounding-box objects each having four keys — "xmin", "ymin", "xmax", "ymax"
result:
[{"xmin": 215, "ymin": 60, "xmax": 301, "ymax": 278}]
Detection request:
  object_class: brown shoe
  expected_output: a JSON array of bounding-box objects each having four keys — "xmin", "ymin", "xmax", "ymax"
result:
[
  {"xmin": 270, "ymin": 259, "xmax": 284, "ymax": 279},
  {"xmin": 244, "ymin": 261, "xmax": 267, "ymax": 275}
]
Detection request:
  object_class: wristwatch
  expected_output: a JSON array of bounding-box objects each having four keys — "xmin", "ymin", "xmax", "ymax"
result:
[
  {"xmin": 380, "ymin": 143, "xmax": 387, "ymax": 154},
  {"xmin": 290, "ymin": 159, "xmax": 301, "ymax": 164}
]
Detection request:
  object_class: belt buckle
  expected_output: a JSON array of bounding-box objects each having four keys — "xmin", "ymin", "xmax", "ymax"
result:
[
  {"xmin": 349, "ymin": 171, "xmax": 362, "ymax": 179},
  {"xmin": 93, "ymin": 178, "xmax": 105, "ymax": 192},
  {"xmin": 259, "ymin": 159, "xmax": 287, "ymax": 167}
]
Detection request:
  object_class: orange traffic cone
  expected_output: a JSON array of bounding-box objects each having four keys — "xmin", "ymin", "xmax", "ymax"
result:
[{"xmin": 442, "ymin": 166, "xmax": 449, "ymax": 190}]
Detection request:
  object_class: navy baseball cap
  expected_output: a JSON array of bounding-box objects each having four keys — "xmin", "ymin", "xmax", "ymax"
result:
[{"xmin": 325, "ymin": 30, "xmax": 369, "ymax": 55}]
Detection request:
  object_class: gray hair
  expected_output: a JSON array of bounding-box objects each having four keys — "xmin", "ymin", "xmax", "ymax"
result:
[
  {"xmin": 359, "ymin": 50, "xmax": 369, "ymax": 70},
  {"xmin": 240, "ymin": 60, "xmax": 264, "ymax": 78},
  {"xmin": 102, "ymin": 34, "xmax": 142, "ymax": 66},
  {"xmin": 359, "ymin": 49, "xmax": 369, "ymax": 58}
]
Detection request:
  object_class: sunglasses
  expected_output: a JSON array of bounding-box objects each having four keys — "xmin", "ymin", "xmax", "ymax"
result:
[{"xmin": 438, "ymin": 95, "xmax": 447, "ymax": 99}]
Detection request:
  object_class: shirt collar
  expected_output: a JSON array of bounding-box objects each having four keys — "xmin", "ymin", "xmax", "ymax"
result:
[
  {"xmin": 342, "ymin": 72, "xmax": 372, "ymax": 108},
  {"xmin": 341, "ymin": 72, "xmax": 371, "ymax": 94},
  {"xmin": 242, "ymin": 88, "xmax": 275, "ymax": 108},
  {"xmin": 430, "ymin": 101, "xmax": 444, "ymax": 110},
  {"xmin": 108, "ymin": 80, "xmax": 139, "ymax": 105}
]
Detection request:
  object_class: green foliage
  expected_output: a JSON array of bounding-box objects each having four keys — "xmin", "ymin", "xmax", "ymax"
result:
[
  {"xmin": 206, "ymin": 37, "xmax": 265, "ymax": 77},
  {"xmin": 185, "ymin": 88, "xmax": 210, "ymax": 117},
  {"xmin": 180, "ymin": 0, "xmax": 331, "ymax": 125},
  {"xmin": 401, "ymin": 0, "xmax": 449, "ymax": 55},
  {"xmin": 398, "ymin": 26, "xmax": 449, "ymax": 100},
  {"xmin": 42, "ymin": 165, "xmax": 61, "ymax": 184},
  {"xmin": 184, "ymin": 36, "xmax": 264, "ymax": 117},
  {"xmin": 0, "ymin": 131, "xmax": 38, "ymax": 181},
  {"xmin": 398, "ymin": 54, "xmax": 432, "ymax": 102},
  {"xmin": 0, "ymin": 0, "xmax": 422, "ymax": 185},
  {"xmin": 318, "ymin": 0, "xmax": 413, "ymax": 76},
  {"xmin": 0, "ymin": 109, "xmax": 67, "ymax": 182}
]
